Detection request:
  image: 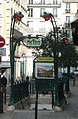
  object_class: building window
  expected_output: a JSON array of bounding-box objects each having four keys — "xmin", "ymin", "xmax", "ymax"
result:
[
  {"xmin": 11, "ymin": 8, "xmax": 13, "ymax": 16},
  {"xmin": 29, "ymin": 0, "xmax": 33, "ymax": 4},
  {"xmin": 41, "ymin": 0, "xmax": 45, "ymax": 4},
  {"xmin": 0, "ymin": 48, "xmax": 6, "ymax": 56},
  {"xmin": 27, "ymin": 21, "xmax": 33, "ymax": 32},
  {"xmin": 66, "ymin": 30, "xmax": 70, "ymax": 35},
  {"xmin": 40, "ymin": 8, "xmax": 45, "ymax": 17},
  {"xmin": 66, "ymin": 3, "xmax": 70, "ymax": 9},
  {"xmin": 53, "ymin": 8, "xmax": 57, "ymax": 17},
  {"xmin": 53, "ymin": 0, "xmax": 58, "ymax": 4},
  {"xmin": 65, "ymin": 16, "xmax": 70, "ymax": 27},
  {"xmin": 65, "ymin": 3, "xmax": 70, "ymax": 13},
  {"xmin": 28, "ymin": 8, "xmax": 33, "ymax": 17},
  {"xmin": 66, "ymin": 16, "xmax": 70, "ymax": 23},
  {"xmin": 39, "ymin": 21, "xmax": 45, "ymax": 31}
]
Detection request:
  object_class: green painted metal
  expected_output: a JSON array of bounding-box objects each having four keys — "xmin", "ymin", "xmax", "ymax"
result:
[
  {"xmin": 41, "ymin": 12, "xmax": 67, "ymax": 108},
  {"xmin": 9, "ymin": 34, "xmax": 44, "ymax": 105},
  {"xmin": 65, "ymin": 63, "xmax": 70, "ymax": 95},
  {"xmin": 36, "ymin": 79, "xmax": 55, "ymax": 93},
  {"xmin": 24, "ymin": 37, "xmax": 42, "ymax": 47},
  {"xmin": 13, "ymin": 80, "xmax": 29, "ymax": 103},
  {"xmin": 9, "ymin": 17, "xmax": 16, "ymax": 105}
]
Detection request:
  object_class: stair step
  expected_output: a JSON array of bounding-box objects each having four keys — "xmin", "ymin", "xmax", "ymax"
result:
[{"xmin": 29, "ymin": 104, "xmax": 53, "ymax": 110}]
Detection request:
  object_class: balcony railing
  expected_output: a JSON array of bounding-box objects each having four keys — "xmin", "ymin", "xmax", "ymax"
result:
[
  {"xmin": 26, "ymin": 28, "xmax": 33, "ymax": 32},
  {"xmin": 26, "ymin": 27, "xmax": 46, "ymax": 34},
  {"xmin": 65, "ymin": 9, "xmax": 71, "ymax": 13},
  {"xmin": 64, "ymin": 22, "xmax": 71, "ymax": 28},
  {"xmin": 27, "ymin": 2, "xmax": 61, "ymax": 8}
]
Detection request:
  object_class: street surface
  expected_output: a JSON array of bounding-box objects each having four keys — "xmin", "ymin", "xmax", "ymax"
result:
[{"xmin": 0, "ymin": 77, "xmax": 78, "ymax": 119}]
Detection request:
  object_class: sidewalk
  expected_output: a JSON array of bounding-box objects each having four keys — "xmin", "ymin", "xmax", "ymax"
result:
[{"xmin": 0, "ymin": 78, "xmax": 78, "ymax": 119}]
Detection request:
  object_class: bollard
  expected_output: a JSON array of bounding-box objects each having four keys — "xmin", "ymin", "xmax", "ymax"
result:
[
  {"xmin": 0, "ymin": 88, "xmax": 3, "ymax": 113},
  {"xmin": 4, "ymin": 87, "xmax": 6, "ymax": 104},
  {"xmin": 0, "ymin": 74, "xmax": 3, "ymax": 113}
]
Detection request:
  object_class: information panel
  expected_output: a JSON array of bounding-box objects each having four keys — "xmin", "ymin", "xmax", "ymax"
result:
[{"xmin": 33, "ymin": 57, "xmax": 54, "ymax": 79}]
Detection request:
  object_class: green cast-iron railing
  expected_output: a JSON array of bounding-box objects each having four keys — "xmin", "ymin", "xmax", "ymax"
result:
[
  {"xmin": 13, "ymin": 80, "xmax": 29, "ymax": 103},
  {"xmin": 11, "ymin": 77, "xmax": 69, "ymax": 106}
]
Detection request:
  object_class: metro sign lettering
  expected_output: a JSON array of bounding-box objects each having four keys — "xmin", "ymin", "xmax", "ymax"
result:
[{"xmin": 24, "ymin": 38, "xmax": 42, "ymax": 47}]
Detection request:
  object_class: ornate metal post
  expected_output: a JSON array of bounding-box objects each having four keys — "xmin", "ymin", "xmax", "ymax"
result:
[{"xmin": 9, "ymin": 12, "xmax": 24, "ymax": 105}]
